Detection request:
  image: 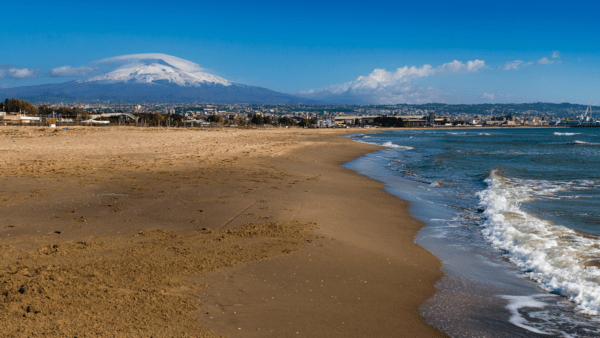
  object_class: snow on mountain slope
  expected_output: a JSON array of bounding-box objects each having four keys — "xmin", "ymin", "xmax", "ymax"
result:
[{"xmin": 78, "ymin": 53, "xmax": 231, "ymax": 87}]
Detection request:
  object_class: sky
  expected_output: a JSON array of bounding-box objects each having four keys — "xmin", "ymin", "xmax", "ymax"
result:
[{"xmin": 1, "ymin": 0, "xmax": 599, "ymax": 104}]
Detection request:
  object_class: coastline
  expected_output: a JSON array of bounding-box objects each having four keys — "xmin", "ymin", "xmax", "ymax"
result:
[
  {"xmin": 0, "ymin": 126, "xmax": 445, "ymax": 337},
  {"xmin": 347, "ymin": 128, "xmax": 600, "ymax": 337}
]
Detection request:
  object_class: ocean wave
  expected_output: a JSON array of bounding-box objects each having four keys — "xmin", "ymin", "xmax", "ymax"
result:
[
  {"xmin": 573, "ymin": 140, "xmax": 600, "ymax": 145},
  {"xmin": 479, "ymin": 133, "xmax": 492, "ymax": 136},
  {"xmin": 554, "ymin": 132, "xmax": 581, "ymax": 136},
  {"xmin": 382, "ymin": 141, "xmax": 414, "ymax": 150},
  {"xmin": 477, "ymin": 171, "xmax": 600, "ymax": 316}
]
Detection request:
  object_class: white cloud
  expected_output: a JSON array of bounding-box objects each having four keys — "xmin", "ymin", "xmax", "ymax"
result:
[
  {"xmin": 483, "ymin": 93, "xmax": 495, "ymax": 100},
  {"xmin": 0, "ymin": 68, "xmax": 40, "ymax": 79},
  {"xmin": 314, "ymin": 64, "xmax": 435, "ymax": 95},
  {"xmin": 437, "ymin": 59, "xmax": 487, "ymax": 74},
  {"xmin": 300, "ymin": 59, "xmax": 486, "ymax": 104},
  {"xmin": 503, "ymin": 53, "xmax": 561, "ymax": 71},
  {"xmin": 535, "ymin": 57, "xmax": 554, "ymax": 65},
  {"xmin": 502, "ymin": 60, "xmax": 523, "ymax": 70},
  {"xmin": 48, "ymin": 65, "xmax": 96, "ymax": 78}
]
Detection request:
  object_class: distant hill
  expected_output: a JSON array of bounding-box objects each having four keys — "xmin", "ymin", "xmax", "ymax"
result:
[
  {"xmin": 0, "ymin": 81, "xmax": 317, "ymax": 104},
  {"xmin": 388, "ymin": 102, "xmax": 600, "ymax": 116}
]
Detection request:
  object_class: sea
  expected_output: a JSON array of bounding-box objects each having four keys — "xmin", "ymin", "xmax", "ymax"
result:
[{"xmin": 345, "ymin": 128, "xmax": 600, "ymax": 337}]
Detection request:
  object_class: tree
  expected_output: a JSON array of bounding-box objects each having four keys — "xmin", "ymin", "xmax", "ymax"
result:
[
  {"xmin": 38, "ymin": 105, "xmax": 53, "ymax": 115},
  {"xmin": 278, "ymin": 116, "xmax": 297, "ymax": 126},
  {"xmin": 137, "ymin": 112, "xmax": 166, "ymax": 126},
  {"xmin": 10, "ymin": 98, "xmax": 19, "ymax": 112},
  {"xmin": 2, "ymin": 98, "xmax": 38, "ymax": 115},
  {"xmin": 299, "ymin": 118, "xmax": 316, "ymax": 127},
  {"xmin": 154, "ymin": 112, "xmax": 165, "ymax": 126},
  {"xmin": 168, "ymin": 114, "xmax": 185, "ymax": 127},
  {"xmin": 207, "ymin": 114, "xmax": 224, "ymax": 124},
  {"xmin": 251, "ymin": 114, "xmax": 264, "ymax": 125}
]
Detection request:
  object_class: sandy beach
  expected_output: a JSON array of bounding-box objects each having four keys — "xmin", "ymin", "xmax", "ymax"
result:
[{"xmin": 0, "ymin": 126, "xmax": 445, "ymax": 337}]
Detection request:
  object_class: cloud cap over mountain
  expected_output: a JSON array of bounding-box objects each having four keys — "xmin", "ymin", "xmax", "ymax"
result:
[{"xmin": 78, "ymin": 53, "xmax": 231, "ymax": 87}]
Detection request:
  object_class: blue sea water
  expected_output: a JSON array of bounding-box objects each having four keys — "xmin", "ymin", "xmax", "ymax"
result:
[{"xmin": 345, "ymin": 128, "xmax": 600, "ymax": 337}]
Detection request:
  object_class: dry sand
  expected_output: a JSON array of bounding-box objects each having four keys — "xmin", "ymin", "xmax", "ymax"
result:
[{"xmin": 0, "ymin": 126, "xmax": 445, "ymax": 337}]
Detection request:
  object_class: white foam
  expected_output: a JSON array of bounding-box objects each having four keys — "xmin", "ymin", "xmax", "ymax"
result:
[
  {"xmin": 382, "ymin": 141, "xmax": 414, "ymax": 150},
  {"xmin": 478, "ymin": 171, "xmax": 600, "ymax": 316},
  {"xmin": 554, "ymin": 132, "xmax": 581, "ymax": 136},
  {"xmin": 479, "ymin": 133, "xmax": 492, "ymax": 136},
  {"xmin": 501, "ymin": 295, "xmax": 554, "ymax": 334},
  {"xmin": 573, "ymin": 140, "xmax": 600, "ymax": 145},
  {"xmin": 502, "ymin": 294, "xmax": 600, "ymax": 336}
]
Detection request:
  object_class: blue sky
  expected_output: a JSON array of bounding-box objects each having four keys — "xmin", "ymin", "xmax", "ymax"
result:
[{"xmin": 1, "ymin": 0, "xmax": 599, "ymax": 104}]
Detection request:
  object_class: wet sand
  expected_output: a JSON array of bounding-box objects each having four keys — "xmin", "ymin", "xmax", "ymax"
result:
[{"xmin": 0, "ymin": 126, "xmax": 445, "ymax": 337}]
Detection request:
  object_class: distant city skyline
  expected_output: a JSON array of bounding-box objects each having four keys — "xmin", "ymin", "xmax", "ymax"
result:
[{"xmin": 1, "ymin": 0, "xmax": 599, "ymax": 105}]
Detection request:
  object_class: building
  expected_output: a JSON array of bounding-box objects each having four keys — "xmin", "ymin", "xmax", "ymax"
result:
[
  {"xmin": 394, "ymin": 112, "xmax": 447, "ymax": 127},
  {"xmin": 0, "ymin": 112, "xmax": 41, "ymax": 125},
  {"xmin": 317, "ymin": 119, "xmax": 334, "ymax": 128},
  {"xmin": 333, "ymin": 115, "xmax": 379, "ymax": 125}
]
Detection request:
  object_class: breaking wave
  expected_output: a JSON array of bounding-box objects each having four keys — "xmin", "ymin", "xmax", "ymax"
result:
[
  {"xmin": 477, "ymin": 171, "xmax": 600, "ymax": 316},
  {"xmin": 382, "ymin": 141, "xmax": 414, "ymax": 150},
  {"xmin": 573, "ymin": 140, "xmax": 600, "ymax": 145}
]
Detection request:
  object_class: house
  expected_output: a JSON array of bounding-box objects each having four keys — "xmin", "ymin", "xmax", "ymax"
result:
[{"xmin": 317, "ymin": 119, "xmax": 334, "ymax": 128}]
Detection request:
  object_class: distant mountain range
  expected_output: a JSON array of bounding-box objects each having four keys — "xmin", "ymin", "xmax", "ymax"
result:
[{"xmin": 0, "ymin": 54, "xmax": 318, "ymax": 104}]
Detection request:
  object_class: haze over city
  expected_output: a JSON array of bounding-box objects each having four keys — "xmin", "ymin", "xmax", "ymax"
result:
[{"xmin": 1, "ymin": 0, "xmax": 599, "ymax": 105}]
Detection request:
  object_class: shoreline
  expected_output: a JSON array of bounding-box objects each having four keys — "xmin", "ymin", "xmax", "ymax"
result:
[
  {"xmin": 347, "ymin": 128, "xmax": 600, "ymax": 337},
  {"xmin": 195, "ymin": 131, "xmax": 446, "ymax": 337},
  {"xmin": 0, "ymin": 126, "xmax": 445, "ymax": 337}
]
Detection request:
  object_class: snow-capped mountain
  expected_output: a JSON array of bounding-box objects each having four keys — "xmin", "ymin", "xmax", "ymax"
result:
[
  {"xmin": 0, "ymin": 54, "xmax": 316, "ymax": 104},
  {"xmin": 79, "ymin": 54, "xmax": 232, "ymax": 87}
]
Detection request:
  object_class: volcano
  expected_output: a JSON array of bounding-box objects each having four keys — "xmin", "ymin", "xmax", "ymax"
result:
[{"xmin": 0, "ymin": 53, "xmax": 316, "ymax": 104}]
